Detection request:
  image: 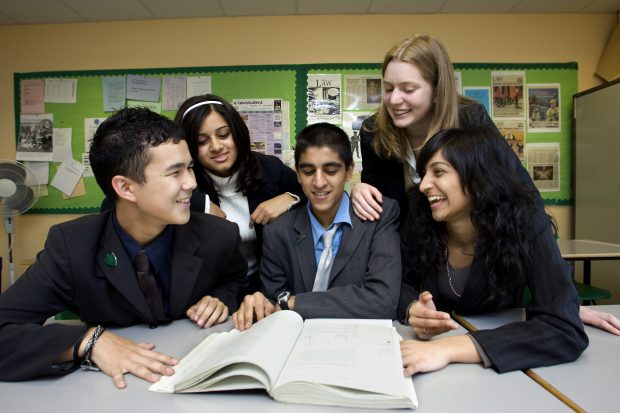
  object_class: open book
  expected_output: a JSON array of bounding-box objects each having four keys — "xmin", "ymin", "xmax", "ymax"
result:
[{"xmin": 150, "ymin": 310, "xmax": 417, "ymax": 409}]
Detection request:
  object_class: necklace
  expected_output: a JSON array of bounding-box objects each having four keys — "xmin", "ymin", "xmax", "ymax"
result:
[{"xmin": 445, "ymin": 246, "xmax": 462, "ymax": 298}]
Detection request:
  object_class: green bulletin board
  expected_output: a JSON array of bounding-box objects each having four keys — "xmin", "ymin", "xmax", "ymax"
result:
[{"xmin": 14, "ymin": 62, "xmax": 576, "ymax": 213}]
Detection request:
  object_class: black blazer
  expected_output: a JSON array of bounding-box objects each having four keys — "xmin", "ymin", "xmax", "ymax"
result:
[
  {"xmin": 398, "ymin": 202, "xmax": 588, "ymax": 373},
  {"xmin": 360, "ymin": 102, "xmax": 500, "ymax": 223},
  {"xmin": 192, "ymin": 152, "xmax": 304, "ymax": 255},
  {"xmin": 0, "ymin": 211, "xmax": 248, "ymax": 381}
]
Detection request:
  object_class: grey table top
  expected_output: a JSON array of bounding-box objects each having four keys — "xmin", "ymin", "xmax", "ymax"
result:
[{"xmin": 0, "ymin": 318, "xmax": 568, "ymax": 412}]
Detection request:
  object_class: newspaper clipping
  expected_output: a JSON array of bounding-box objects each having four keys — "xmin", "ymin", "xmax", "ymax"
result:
[
  {"xmin": 233, "ymin": 98, "xmax": 288, "ymax": 160},
  {"xmin": 17, "ymin": 114, "xmax": 54, "ymax": 162},
  {"xmin": 526, "ymin": 142, "xmax": 560, "ymax": 192},
  {"xmin": 344, "ymin": 75, "xmax": 382, "ymax": 111},
  {"xmin": 492, "ymin": 71, "xmax": 525, "ymax": 118},
  {"xmin": 307, "ymin": 74, "xmax": 341, "ymax": 124},
  {"xmin": 527, "ymin": 84, "xmax": 561, "ymax": 132},
  {"xmin": 495, "ymin": 119, "xmax": 526, "ymax": 161}
]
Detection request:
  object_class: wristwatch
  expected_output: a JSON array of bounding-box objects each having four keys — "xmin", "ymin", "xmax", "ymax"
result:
[{"xmin": 277, "ymin": 291, "xmax": 291, "ymax": 310}]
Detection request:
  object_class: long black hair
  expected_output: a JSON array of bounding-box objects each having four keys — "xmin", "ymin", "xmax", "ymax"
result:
[
  {"xmin": 410, "ymin": 126, "xmax": 544, "ymax": 303},
  {"xmin": 175, "ymin": 94, "xmax": 261, "ymax": 203}
]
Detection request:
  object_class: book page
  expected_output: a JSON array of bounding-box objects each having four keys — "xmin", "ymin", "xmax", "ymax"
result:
[
  {"xmin": 150, "ymin": 311, "xmax": 303, "ymax": 393},
  {"xmin": 273, "ymin": 319, "xmax": 412, "ymax": 397}
]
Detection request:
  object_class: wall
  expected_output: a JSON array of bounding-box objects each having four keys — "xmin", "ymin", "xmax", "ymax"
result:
[{"xmin": 0, "ymin": 13, "xmax": 617, "ymax": 296}]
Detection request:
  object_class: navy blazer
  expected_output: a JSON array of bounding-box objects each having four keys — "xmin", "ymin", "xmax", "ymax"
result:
[
  {"xmin": 398, "ymin": 198, "xmax": 588, "ymax": 373},
  {"xmin": 0, "ymin": 211, "xmax": 247, "ymax": 381},
  {"xmin": 260, "ymin": 198, "xmax": 402, "ymax": 320}
]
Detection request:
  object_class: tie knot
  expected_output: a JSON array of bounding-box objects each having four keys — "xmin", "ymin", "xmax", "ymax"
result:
[
  {"xmin": 322, "ymin": 224, "xmax": 339, "ymax": 248},
  {"xmin": 133, "ymin": 250, "xmax": 150, "ymax": 274}
]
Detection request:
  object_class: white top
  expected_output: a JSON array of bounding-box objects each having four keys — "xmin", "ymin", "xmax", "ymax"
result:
[{"xmin": 208, "ymin": 171, "xmax": 258, "ymax": 277}]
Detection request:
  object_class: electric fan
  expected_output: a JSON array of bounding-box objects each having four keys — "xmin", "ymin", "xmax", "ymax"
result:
[{"xmin": 0, "ymin": 160, "xmax": 40, "ymax": 288}]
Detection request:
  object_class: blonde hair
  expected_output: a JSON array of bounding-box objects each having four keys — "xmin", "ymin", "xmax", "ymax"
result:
[{"xmin": 369, "ymin": 34, "xmax": 466, "ymax": 161}]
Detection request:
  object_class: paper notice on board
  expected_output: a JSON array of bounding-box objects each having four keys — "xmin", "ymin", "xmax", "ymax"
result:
[
  {"xmin": 343, "ymin": 75, "xmax": 381, "ymax": 111},
  {"xmin": 84, "ymin": 118, "xmax": 106, "ymax": 151},
  {"xmin": 51, "ymin": 158, "xmax": 86, "ymax": 196},
  {"xmin": 187, "ymin": 76, "xmax": 212, "ymax": 98},
  {"xmin": 20, "ymin": 79, "xmax": 45, "ymax": 114},
  {"xmin": 491, "ymin": 71, "xmax": 525, "ymax": 118},
  {"xmin": 162, "ymin": 76, "xmax": 187, "ymax": 110},
  {"xmin": 126, "ymin": 75, "xmax": 161, "ymax": 102},
  {"xmin": 16, "ymin": 114, "xmax": 54, "ymax": 162},
  {"xmin": 52, "ymin": 128, "xmax": 73, "ymax": 162},
  {"xmin": 307, "ymin": 74, "xmax": 341, "ymax": 124},
  {"xmin": 526, "ymin": 143, "xmax": 560, "ymax": 192},
  {"xmin": 102, "ymin": 76, "xmax": 127, "ymax": 112},
  {"xmin": 45, "ymin": 79, "xmax": 77, "ymax": 103},
  {"xmin": 527, "ymin": 84, "xmax": 561, "ymax": 132}
]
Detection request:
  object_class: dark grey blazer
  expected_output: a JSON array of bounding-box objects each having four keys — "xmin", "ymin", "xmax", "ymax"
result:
[
  {"xmin": 0, "ymin": 211, "xmax": 248, "ymax": 381},
  {"xmin": 260, "ymin": 197, "xmax": 402, "ymax": 320}
]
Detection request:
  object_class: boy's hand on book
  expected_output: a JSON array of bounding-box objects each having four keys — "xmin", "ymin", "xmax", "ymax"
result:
[
  {"xmin": 232, "ymin": 292, "xmax": 276, "ymax": 331},
  {"xmin": 407, "ymin": 292, "xmax": 457, "ymax": 340},
  {"xmin": 90, "ymin": 331, "xmax": 178, "ymax": 389},
  {"xmin": 186, "ymin": 295, "xmax": 229, "ymax": 328}
]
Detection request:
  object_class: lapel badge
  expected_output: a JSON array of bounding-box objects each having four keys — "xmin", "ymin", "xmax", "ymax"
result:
[{"xmin": 104, "ymin": 252, "xmax": 118, "ymax": 267}]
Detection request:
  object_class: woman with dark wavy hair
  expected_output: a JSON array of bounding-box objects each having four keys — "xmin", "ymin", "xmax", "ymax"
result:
[
  {"xmin": 176, "ymin": 94, "xmax": 303, "ymax": 297},
  {"xmin": 398, "ymin": 127, "xmax": 588, "ymax": 375}
]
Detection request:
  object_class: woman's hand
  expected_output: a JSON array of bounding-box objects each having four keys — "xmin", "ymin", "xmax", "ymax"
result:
[
  {"xmin": 401, "ymin": 335, "xmax": 481, "ymax": 377},
  {"xmin": 350, "ymin": 183, "xmax": 383, "ymax": 221},
  {"xmin": 250, "ymin": 193, "xmax": 296, "ymax": 227},
  {"xmin": 407, "ymin": 291, "xmax": 458, "ymax": 340},
  {"xmin": 579, "ymin": 306, "xmax": 620, "ymax": 335}
]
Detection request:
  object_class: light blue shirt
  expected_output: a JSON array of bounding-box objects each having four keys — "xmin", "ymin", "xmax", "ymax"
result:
[{"xmin": 307, "ymin": 193, "xmax": 352, "ymax": 265}]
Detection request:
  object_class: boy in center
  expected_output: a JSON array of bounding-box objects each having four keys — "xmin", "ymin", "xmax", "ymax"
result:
[{"xmin": 233, "ymin": 122, "xmax": 401, "ymax": 330}]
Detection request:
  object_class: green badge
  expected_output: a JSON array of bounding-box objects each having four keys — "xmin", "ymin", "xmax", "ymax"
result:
[{"xmin": 104, "ymin": 252, "xmax": 118, "ymax": 267}]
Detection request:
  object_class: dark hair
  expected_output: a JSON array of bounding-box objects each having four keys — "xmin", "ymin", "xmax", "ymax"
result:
[
  {"xmin": 410, "ymin": 126, "xmax": 543, "ymax": 303},
  {"xmin": 89, "ymin": 107, "xmax": 184, "ymax": 203},
  {"xmin": 294, "ymin": 123, "xmax": 353, "ymax": 170},
  {"xmin": 175, "ymin": 94, "xmax": 261, "ymax": 202}
]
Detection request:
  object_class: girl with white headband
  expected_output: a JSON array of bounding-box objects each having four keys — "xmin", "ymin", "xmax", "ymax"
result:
[{"xmin": 175, "ymin": 94, "xmax": 303, "ymax": 295}]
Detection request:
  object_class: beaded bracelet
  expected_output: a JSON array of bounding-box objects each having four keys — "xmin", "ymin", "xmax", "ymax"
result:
[{"xmin": 81, "ymin": 325, "xmax": 105, "ymax": 371}]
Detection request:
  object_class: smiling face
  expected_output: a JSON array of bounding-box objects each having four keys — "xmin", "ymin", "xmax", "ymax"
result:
[
  {"xmin": 419, "ymin": 149, "xmax": 471, "ymax": 226},
  {"xmin": 383, "ymin": 60, "xmax": 435, "ymax": 137},
  {"xmin": 131, "ymin": 140, "xmax": 197, "ymax": 231},
  {"xmin": 297, "ymin": 146, "xmax": 353, "ymax": 228},
  {"xmin": 196, "ymin": 111, "xmax": 238, "ymax": 177}
]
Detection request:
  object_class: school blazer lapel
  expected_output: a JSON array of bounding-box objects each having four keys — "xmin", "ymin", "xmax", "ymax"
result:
[
  {"xmin": 96, "ymin": 216, "xmax": 154, "ymax": 321},
  {"xmin": 293, "ymin": 208, "xmax": 318, "ymax": 293},
  {"xmin": 168, "ymin": 224, "xmax": 203, "ymax": 318}
]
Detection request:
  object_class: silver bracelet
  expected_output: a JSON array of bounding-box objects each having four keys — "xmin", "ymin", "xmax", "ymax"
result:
[
  {"xmin": 81, "ymin": 325, "xmax": 105, "ymax": 372},
  {"xmin": 286, "ymin": 192, "xmax": 301, "ymax": 211}
]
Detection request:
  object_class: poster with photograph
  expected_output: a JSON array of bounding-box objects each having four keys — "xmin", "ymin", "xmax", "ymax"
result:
[
  {"xmin": 16, "ymin": 114, "xmax": 54, "ymax": 161},
  {"xmin": 526, "ymin": 143, "xmax": 560, "ymax": 192},
  {"xmin": 527, "ymin": 84, "xmax": 561, "ymax": 132},
  {"xmin": 463, "ymin": 87, "xmax": 491, "ymax": 115},
  {"xmin": 307, "ymin": 74, "xmax": 341, "ymax": 124},
  {"xmin": 342, "ymin": 111, "xmax": 372, "ymax": 171},
  {"xmin": 233, "ymin": 98, "xmax": 287, "ymax": 159},
  {"xmin": 492, "ymin": 71, "xmax": 525, "ymax": 118},
  {"xmin": 495, "ymin": 119, "xmax": 526, "ymax": 161},
  {"xmin": 344, "ymin": 75, "xmax": 382, "ymax": 110}
]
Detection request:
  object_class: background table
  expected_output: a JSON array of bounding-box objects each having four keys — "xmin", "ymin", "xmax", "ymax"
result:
[
  {"xmin": 0, "ymin": 318, "xmax": 567, "ymax": 412},
  {"xmin": 558, "ymin": 239, "xmax": 620, "ymax": 286}
]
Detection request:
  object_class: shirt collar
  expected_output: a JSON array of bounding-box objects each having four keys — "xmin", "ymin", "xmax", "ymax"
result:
[
  {"xmin": 112, "ymin": 212, "xmax": 173, "ymax": 274},
  {"xmin": 307, "ymin": 192, "xmax": 352, "ymax": 247}
]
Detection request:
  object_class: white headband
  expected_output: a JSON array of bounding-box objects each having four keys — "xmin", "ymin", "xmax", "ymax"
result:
[{"xmin": 181, "ymin": 100, "xmax": 224, "ymax": 120}]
